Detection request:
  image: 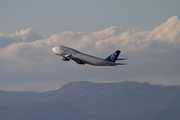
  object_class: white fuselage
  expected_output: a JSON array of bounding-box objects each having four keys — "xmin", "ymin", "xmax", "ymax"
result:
[{"xmin": 52, "ymin": 45, "xmax": 116, "ymax": 66}]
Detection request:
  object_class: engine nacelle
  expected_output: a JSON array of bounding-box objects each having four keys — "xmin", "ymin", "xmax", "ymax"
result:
[{"xmin": 61, "ymin": 56, "xmax": 70, "ymax": 61}]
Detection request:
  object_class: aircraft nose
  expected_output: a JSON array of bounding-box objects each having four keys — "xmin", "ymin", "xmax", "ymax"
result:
[{"xmin": 52, "ymin": 47, "xmax": 57, "ymax": 53}]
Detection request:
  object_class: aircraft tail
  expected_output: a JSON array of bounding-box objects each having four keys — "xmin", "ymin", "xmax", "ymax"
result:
[{"xmin": 105, "ymin": 50, "xmax": 121, "ymax": 62}]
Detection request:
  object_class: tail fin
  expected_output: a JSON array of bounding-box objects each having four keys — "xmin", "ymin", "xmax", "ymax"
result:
[{"xmin": 105, "ymin": 50, "xmax": 121, "ymax": 62}]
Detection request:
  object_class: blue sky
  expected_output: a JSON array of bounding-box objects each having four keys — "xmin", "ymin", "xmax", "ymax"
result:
[{"xmin": 0, "ymin": 0, "xmax": 180, "ymax": 91}]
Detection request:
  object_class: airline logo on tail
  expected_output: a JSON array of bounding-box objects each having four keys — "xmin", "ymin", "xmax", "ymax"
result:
[
  {"xmin": 105, "ymin": 50, "xmax": 121, "ymax": 62},
  {"xmin": 111, "ymin": 52, "xmax": 117, "ymax": 61}
]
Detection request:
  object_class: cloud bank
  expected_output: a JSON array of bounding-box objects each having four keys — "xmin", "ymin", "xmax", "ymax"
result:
[{"xmin": 0, "ymin": 16, "xmax": 180, "ymax": 91}]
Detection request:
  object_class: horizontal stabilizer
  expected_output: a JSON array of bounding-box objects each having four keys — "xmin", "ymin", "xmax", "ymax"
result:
[
  {"xmin": 117, "ymin": 57, "xmax": 128, "ymax": 60},
  {"xmin": 116, "ymin": 63, "xmax": 127, "ymax": 65}
]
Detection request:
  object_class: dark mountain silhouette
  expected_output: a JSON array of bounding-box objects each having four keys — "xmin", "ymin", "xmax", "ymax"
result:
[
  {"xmin": 0, "ymin": 101, "xmax": 104, "ymax": 120},
  {"xmin": 0, "ymin": 81, "xmax": 180, "ymax": 120}
]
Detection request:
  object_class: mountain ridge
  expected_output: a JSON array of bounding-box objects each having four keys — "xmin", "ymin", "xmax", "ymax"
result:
[{"xmin": 0, "ymin": 81, "xmax": 180, "ymax": 120}]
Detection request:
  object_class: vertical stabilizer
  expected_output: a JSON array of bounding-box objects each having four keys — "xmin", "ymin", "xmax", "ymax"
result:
[{"xmin": 105, "ymin": 50, "xmax": 121, "ymax": 62}]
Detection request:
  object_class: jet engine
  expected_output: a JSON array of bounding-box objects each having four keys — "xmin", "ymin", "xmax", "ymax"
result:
[{"xmin": 61, "ymin": 56, "xmax": 70, "ymax": 61}]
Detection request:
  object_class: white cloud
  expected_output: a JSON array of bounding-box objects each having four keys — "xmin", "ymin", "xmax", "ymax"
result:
[
  {"xmin": 0, "ymin": 16, "xmax": 179, "ymax": 63},
  {"xmin": 0, "ymin": 16, "xmax": 180, "ymax": 91},
  {"xmin": 94, "ymin": 16, "xmax": 180, "ymax": 53},
  {"xmin": 9, "ymin": 28, "xmax": 44, "ymax": 42},
  {"xmin": 0, "ymin": 28, "xmax": 44, "ymax": 48},
  {"xmin": 46, "ymin": 16, "xmax": 180, "ymax": 54}
]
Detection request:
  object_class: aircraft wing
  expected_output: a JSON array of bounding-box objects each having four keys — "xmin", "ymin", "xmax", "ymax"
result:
[
  {"xmin": 71, "ymin": 57, "xmax": 86, "ymax": 65},
  {"xmin": 115, "ymin": 63, "xmax": 126, "ymax": 65}
]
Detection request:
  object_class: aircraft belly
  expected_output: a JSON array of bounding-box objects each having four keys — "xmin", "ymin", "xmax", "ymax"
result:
[
  {"xmin": 67, "ymin": 53, "xmax": 115, "ymax": 66},
  {"xmin": 73, "ymin": 54, "xmax": 100, "ymax": 65},
  {"xmin": 86, "ymin": 58, "xmax": 115, "ymax": 66}
]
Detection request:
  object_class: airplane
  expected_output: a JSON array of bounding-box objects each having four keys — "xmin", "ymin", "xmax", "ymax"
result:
[{"xmin": 52, "ymin": 45, "xmax": 127, "ymax": 66}]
